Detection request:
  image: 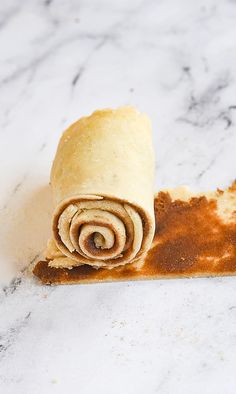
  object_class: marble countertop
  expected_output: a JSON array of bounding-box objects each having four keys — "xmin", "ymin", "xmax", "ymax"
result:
[{"xmin": 1, "ymin": 0, "xmax": 236, "ymax": 392}]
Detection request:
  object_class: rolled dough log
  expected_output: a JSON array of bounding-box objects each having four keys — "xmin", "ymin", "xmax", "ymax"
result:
[{"xmin": 48, "ymin": 107, "xmax": 155, "ymax": 269}]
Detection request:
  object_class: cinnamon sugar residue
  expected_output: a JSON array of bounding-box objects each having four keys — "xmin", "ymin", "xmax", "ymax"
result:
[
  {"xmin": 149, "ymin": 192, "xmax": 236, "ymax": 275},
  {"xmin": 33, "ymin": 190, "xmax": 236, "ymax": 284}
]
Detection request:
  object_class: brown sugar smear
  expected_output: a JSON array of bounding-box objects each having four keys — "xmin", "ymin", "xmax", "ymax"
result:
[
  {"xmin": 149, "ymin": 190, "xmax": 236, "ymax": 276},
  {"xmin": 33, "ymin": 183, "xmax": 236, "ymax": 284}
]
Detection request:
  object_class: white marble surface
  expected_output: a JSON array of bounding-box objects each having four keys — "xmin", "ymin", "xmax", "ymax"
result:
[{"xmin": 1, "ymin": 0, "xmax": 236, "ymax": 392}]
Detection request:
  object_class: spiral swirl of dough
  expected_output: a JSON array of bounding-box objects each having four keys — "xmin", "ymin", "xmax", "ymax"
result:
[{"xmin": 52, "ymin": 196, "xmax": 151, "ymax": 268}]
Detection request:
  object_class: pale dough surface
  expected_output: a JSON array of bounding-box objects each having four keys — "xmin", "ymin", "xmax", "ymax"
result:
[{"xmin": 49, "ymin": 107, "xmax": 155, "ymax": 269}]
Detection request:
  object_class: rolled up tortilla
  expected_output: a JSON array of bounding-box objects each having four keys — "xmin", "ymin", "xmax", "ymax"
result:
[{"xmin": 48, "ymin": 107, "xmax": 155, "ymax": 269}]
